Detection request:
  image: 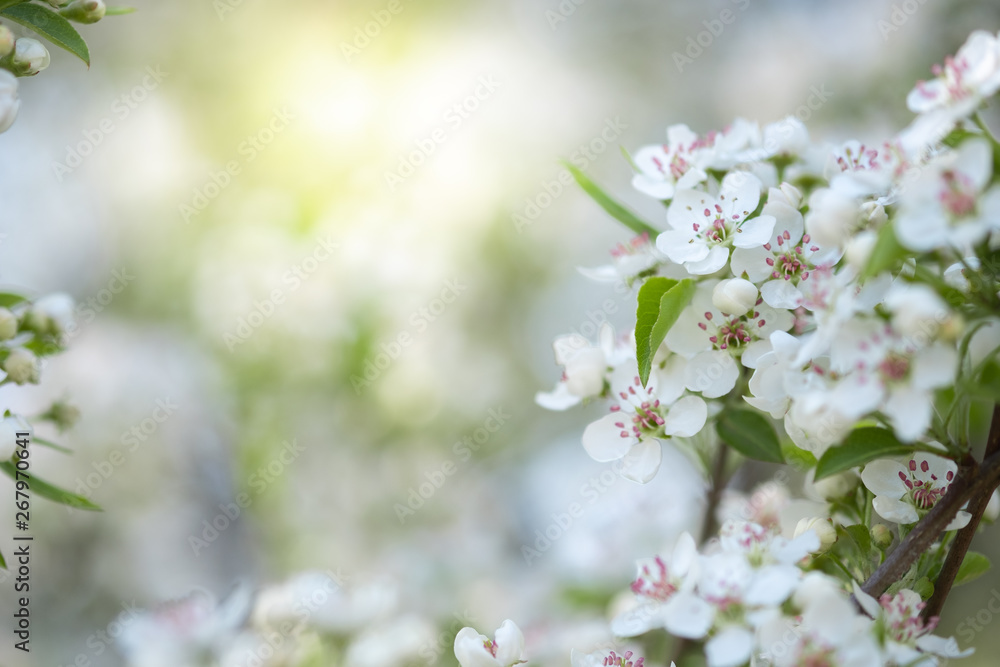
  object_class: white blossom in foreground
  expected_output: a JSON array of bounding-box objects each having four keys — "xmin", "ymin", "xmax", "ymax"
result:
[
  {"xmin": 582, "ymin": 363, "xmax": 706, "ymax": 483},
  {"xmin": 454, "ymin": 620, "xmax": 526, "ymax": 667},
  {"xmin": 861, "ymin": 454, "xmax": 971, "ymax": 530},
  {"xmin": 657, "ymin": 172, "xmax": 774, "ymax": 275}
]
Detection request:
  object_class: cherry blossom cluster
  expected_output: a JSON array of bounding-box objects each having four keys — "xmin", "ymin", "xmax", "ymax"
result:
[{"xmin": 519, "ymin": 28, "xmax": 1000, "ymax": 667}]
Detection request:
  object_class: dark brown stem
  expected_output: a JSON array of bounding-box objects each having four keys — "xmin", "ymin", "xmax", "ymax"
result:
[
  {"xmin": 670, "ymin": 445, "xmax": 731, "ymax": 665},
  {"xmin": 699, "ymin": 444, "xmax": 730, "ymax": 543},
  {"xmin": 861, "ymin": 448, "xmax": 1000, "ymax": 598},
  {"xmin": 923, "ymin": 405, "xmax": 1000, "ymax": 619}
]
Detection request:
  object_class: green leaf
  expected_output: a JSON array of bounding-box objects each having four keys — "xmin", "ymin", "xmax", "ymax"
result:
[
  {"xmin": 635, "ymin": 278, "xmax": 695, "ymax": 387},
  {"xmin": 781, "ymin": 441, "xmax": 817, "ymax": 470},
  {"xmin": 861, "ymin": 223, "xmax": 908, "ymax": 279},
  {"xmin": 0, "ymin": 547, "xmax": 5, "ymax": 569},
  {"xmin": 105, "ymin": 6, "xmax": 137, "ymax": 15},
  {"xmin": 0, "ymin": 2, "xmax": 90, "ymax": 65},
  {"xmin": 562, "ymin": 161, "xmax": 659, "ymax": 238},
  {"xmin": 911, "ymin": 576, "xmax": 935, "ymax": 599},
  {"xmin": 955, "ymin": 551, "xmax": 991, "ymax": 586},
  {"xmin": 814, "ymin": 426, "xmax": 913, "ymax": 480},
  {"xmin": 843, "ymin": 524, "xmax": 870, "ymax": 555},
  {"xmin": 0, "ymin": 292, "xmax": 28, "ymax": 308},
  {"xmin": 716, "ymin": 409, "xmax": 785, "ymax": 464},
  {"xmin": 966, "ymin": 360, "xmax": 1000, "ymax": 402},
  {"xmin": 0, "ymin": 462, "xmax": 101, "ymax": 510}
]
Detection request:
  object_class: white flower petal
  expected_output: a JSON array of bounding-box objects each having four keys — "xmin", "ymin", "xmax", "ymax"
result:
[
  {"xmin": 861, "ymin": 459, "xmax": 909, "ymax": 497},
  {"xmin": 873, "ymin": 496, "xmax": 920, "ymax": 525},
  {"xmin": 733, "ymin": 215, "xmax": 776, "ymax": 249},
  {"xmin": 705, "ymin": 627, "xmax": 754, "ymax": 667},
  {"xmin": 685, "ymin": 246, "xmax": 730, "ymax": 275},
  {"xmin": 582, "ymin": 413, "xmax": 635, "ymax": 462},
  {"xmin": 535, "ymin": 384, "xmax": 581, "ymax": 411},
  {"xmin": 663, "ymin": 395, "xmax": 708, "ymax": 437},
  {"xmin": 663, "ymin": 591, "xmax": 714, "ymax": 639},
  {"xmin": 493, "ymin": 620, "xmax": 525, "ymax": 666},
  {"xmin": 685, "ymin": 350, "xmax": 739, "ymax": 398},
  {"xmin": 620, "ymin": 439, "xmax": 663, "ymax": 484}
]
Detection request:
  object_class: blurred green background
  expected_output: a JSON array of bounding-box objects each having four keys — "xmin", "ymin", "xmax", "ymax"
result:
[{"xmin": 2, "ymin": 0, "xmax": 1000, "ymax": 664}]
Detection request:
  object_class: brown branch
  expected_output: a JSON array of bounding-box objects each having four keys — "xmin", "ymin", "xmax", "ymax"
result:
[
  {"xmin": 669, "ymin": 445, "xmax": 731, "ymax": 665},
  {"xmin": 923, "ymin": 405, "xmax": 1000, "ymax": 619},
  {"xmin": 699, "ymin": 444, "xmax": 729, "ymax": 543},
  {"xmin": 861, "ymin": 447, "xmax": 1000, "ymax": 598}
]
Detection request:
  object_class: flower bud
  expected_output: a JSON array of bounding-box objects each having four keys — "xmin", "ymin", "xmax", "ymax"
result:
[
  {"xmin": 42, "ymin": 399, "xmax": 81, "ymax": 432},
  {"xmin": 794, "ymin": 517, "xmax": 837, "ymax": 552},
  {"xmin": 0, "ymin": 69, "xmax": 18, "ymax": 134},
  {"xmin": 3, "ymin": 348, "xmax": 40, "ymax": 384},
  {"xmin": 27, "ymin": 293, "xmax": 75, "ymax": 337},
  {"xmin": 778, "ymin": 182, "xmax": 803, "ymax": 209},
  {"xmin": 0, "ymin": 307, "xmax": 17, "ymax": 340},
  {"xmin": 861, "ymin": 201, "xmax": 887, "ymax": 226},
  {"xmin": 0, "ymin": 415, "xmax": 30, "ymax": 460},
  {"xmin": 60, "ymin": 0, "xmax": 106, "ymax": 24},
  {"xmin": 0, "ymin": 24, "xmax": 14, "ymax": 58},
  {"xmin": 712, "ymin": 278, "xmax": 758, "ymax": 315},
  {"xmin": 871, "ymin": 523, "xmax": 894, "ymax": 550},
  {"xmin": 10, "ymin": 38, "xmax": 50, "ymax": 77}
]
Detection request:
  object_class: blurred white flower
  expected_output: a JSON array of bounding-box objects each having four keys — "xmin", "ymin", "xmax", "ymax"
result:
[
  {"xmin": 894, "ymin": 139, "xmax": 1000, "ymax": 252},
  {"xmin": 0, "ymin": 69, "xmax": 18, "ymax": 134},
  {"xmin": 536, "ymin": 323, "xmax": 629, "ymax": 411},
  {"xmin": 906, "ymin": 30, "xmax": 1000, "ymax": 125},
  {"xmin": 454, "ymin": 619, "xmax": 526, "ymax": 667},
  {"xmin": 0, "ymin": 307, "xmax": 17, "ymax": 340},
  {"xmin": 28, "ymin": 292, "xmax": 76, "ymax": 337},
  {"xmin": 3, "ymin": 348, "xmax": 39, "ymax": 385}
]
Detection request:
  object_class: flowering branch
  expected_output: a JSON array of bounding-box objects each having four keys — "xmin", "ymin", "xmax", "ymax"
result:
[
  {"xmin": 922, "ymin": 405, "xmax": 1000, "ymax": 619},
  {"xmin": 861, "ymin": 444, "xmax": 1000, "ymax": 599}
]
